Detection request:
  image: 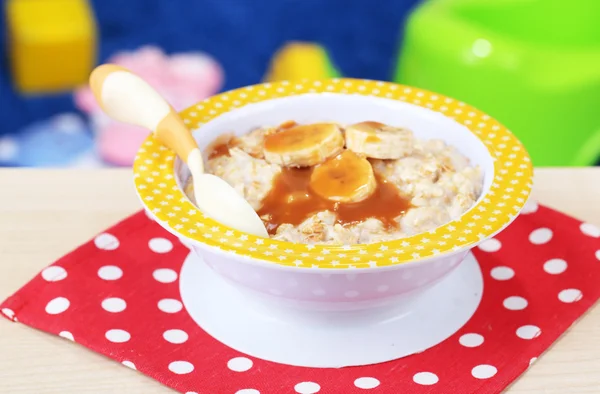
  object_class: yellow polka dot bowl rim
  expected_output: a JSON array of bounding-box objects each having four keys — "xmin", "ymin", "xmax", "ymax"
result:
[{"xmin": 133, "ymin": 78, "xmax": 533, "ymax": 270}]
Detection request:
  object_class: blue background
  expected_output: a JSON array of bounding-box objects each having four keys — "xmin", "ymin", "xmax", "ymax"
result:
[{"xmin": 0, "ymin": 0, "xmax": 420, "ymax": 136}]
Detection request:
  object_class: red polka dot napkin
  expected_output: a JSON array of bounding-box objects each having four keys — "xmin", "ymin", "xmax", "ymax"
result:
[{"xmin": 2, "ymin": 201, "xmax": 600, "ymax": 394}]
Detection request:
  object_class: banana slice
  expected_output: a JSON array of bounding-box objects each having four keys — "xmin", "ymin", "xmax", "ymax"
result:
[
  {"xmin": 310, "ymin": 150, "xmax": 376, "ymax": 203},
  {"xmin": 345, "ymin": 121, "xmax": 414, "ymax": 159},
  {"xmin": 263, "ymin": 123, "xmax": 344, "ymax": 167}
]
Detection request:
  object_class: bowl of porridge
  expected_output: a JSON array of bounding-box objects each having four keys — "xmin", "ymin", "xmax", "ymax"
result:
[{"xmin": 133, "ymin": 79, "xmax": 532, "ymax": 313}]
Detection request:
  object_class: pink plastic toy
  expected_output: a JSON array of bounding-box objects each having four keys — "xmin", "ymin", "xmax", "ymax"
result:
[{"xmin": 74, "ymin": 46, "xmax": 224, "ymax": 166}]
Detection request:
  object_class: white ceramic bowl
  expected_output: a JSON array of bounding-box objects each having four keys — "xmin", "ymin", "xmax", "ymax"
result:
[{"xmin": 133, "ymin": 79, "xmax": 533, "ymax": 366}]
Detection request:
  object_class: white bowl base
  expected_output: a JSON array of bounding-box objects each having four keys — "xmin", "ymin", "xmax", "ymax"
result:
[{"xmin": 180, "ymin": 253, "xmax": 483, "ymax": 368}]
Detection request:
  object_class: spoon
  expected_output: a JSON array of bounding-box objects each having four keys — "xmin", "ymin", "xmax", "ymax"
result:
[{"xmin": 89, "ymin": 64, "xmax": 269, "ymax": 238}]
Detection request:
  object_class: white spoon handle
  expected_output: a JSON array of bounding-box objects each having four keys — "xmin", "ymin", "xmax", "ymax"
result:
[{"xmin": 89, "ymin": 64, "xmax": 203, "ymax": 173}]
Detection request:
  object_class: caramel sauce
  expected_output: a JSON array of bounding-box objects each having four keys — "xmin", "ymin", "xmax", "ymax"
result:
[
  {"xmin": 276, "ymin": 120, "xmax": 298, "ymax": 130},
  {"xmin": 206, "ymin": 135, "xmax": 234, "ymax": 159},
  {"xmin": 208, "ymin": 142, "xmax": 231, "ymax": 159},
  {"xmin": 257, "ymin": 165, "xmax": 411, "ymax": 234},
  {"xmin": 362, "ymin": 121, "xmax": 385, "ymax": 128}
]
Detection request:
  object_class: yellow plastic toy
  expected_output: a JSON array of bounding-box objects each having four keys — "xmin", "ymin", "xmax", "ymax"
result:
[
  {"xmin": 264, "ymin": 42, "xmax": 340, "ymax": 82},
  {"xmin": 7, "ymin": 0, "xmax": 97, "ymax": 94}
]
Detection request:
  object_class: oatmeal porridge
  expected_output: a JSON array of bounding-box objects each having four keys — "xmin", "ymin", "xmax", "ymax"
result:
[{"xmin": 184, "ymin": 121, "xmax": 483, "ymax": 245}]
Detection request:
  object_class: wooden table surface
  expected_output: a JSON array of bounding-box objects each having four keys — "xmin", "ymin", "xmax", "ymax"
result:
[{"xmin": 0, "ymin": 168, "xmax": 599, "ymax": 393}]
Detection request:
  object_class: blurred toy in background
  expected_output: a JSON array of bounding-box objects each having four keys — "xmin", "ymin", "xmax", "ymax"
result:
[
  {"xmin": 264, "ymin": 42, "xmax": 341, "ymax": 82},
  {"xmin": 0, "ymin": 113, "xmax": 101, "ymax": 167},
  {"xmin": 7, "ymin": 0, "xmax": 97, "ymax": 94},
  {"xmin": 395, "ymin": 0, "xmax": 600, "ymax": 166},
  {"xmin": 74, "ymin": 45, "xmax": 224, "ymax": 166}
]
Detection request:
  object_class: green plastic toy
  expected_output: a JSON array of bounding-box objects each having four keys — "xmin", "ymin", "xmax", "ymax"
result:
[{"xmin": 394, "ymin": 0, "xmax": 600, "ymax": 166}]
